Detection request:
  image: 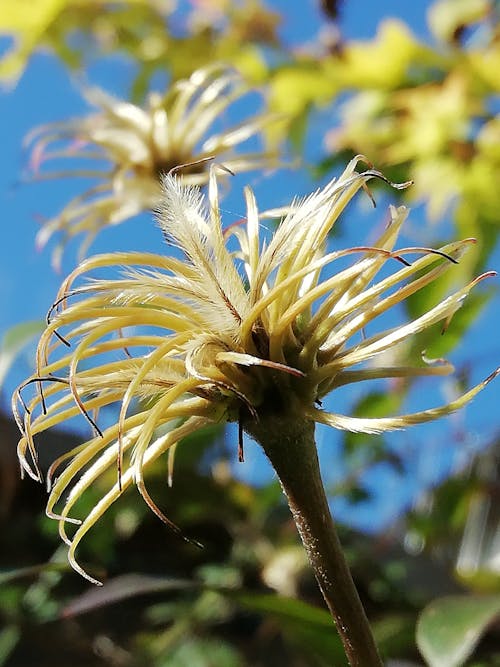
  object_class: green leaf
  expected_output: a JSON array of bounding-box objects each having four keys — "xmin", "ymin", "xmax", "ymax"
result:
[
  {"xmin": 231, "ymin": 591, "xmax": 414, "ymax": 664},
  {"xmin": 159, "ymin": 637, "xmax": 243, "ymax": 667},
  {"xmin": 416, "ymin": 594, "xmax": 500, "ymax": 667},
  {"xmin": 0, "ymin": 625, "xmax": 20, "ymax": 667},
  {"xmin": 231, "ymin": 592, "xmax": 348, "ymax": 665},
  {"xmin": 0, "ymin": 320, "xmax": 44, "ymax": 388},
  {"xmin": 373, "ymin": 613, "xmax": 417, "ymax": 659},
  {"xmin": 269, "ymin": 64, "xmax": 338, "ymax": 117},
  {"xmin": 0, "ymin": 0, "xmax": 66, "ymax": 85},
  {"xmin": 288, "ymin": 103, "xmax": 311, "ymax": 155},
  {"xmin": 232, "ymin": 591, "xmax": 333, "ymax": 626},
  {"xmin": 344, "ymin": 390, "xmax": 403, "ymax": 453}
]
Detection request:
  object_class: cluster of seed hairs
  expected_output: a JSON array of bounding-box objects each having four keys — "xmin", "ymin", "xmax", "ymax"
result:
[{"xmin": 13, "ymin": 156, "xmax": 499, "ymax": 583}]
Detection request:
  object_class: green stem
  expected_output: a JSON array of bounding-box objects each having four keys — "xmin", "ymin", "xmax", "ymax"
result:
[{"xmin": 246, "ymin": 414, "xmax": 383, "ymax": 667}]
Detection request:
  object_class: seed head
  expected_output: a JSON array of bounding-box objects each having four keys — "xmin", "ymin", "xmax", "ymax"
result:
[{"xmin": 14, "ymin": 157, "xmax": 498, "ymax": 582}]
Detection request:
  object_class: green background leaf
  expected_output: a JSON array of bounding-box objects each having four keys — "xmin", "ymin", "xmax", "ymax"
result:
[
  {"xmin": 0, "ymin": 320, "xmax": 45, "ymax": 388},
  {"xmin": 417, "ymin": 595, "xmax": 500, "ymax": 667}
]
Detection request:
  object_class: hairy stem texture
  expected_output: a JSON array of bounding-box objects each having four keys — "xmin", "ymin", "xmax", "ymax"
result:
[{"xmin": 246, "ymin": 414, "xmax": 383, "ymax": 667}]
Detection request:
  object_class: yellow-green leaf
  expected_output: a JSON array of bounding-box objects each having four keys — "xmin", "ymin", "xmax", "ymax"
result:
[
  {"xmin": 0, "ymin": 0, "xmax": 66, "ymax": 84},
  {"xmin": 417, "ymin": 594, "xmax": 500, "ymax": 667},
  {"xmin": 0, "ymin": 320, "xmax": 45, "ymax": 388},
  {"xmin": 428, "ymin": 0, "xmax": 490, "ymax": 45}
]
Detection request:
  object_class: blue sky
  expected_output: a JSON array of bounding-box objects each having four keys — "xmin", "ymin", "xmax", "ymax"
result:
[
  {"xmin": 0, "ymin": 0, "xmax": 446, "ymax": 394},
  {"xmin": 0, "ymin": 0, "xmax": 498, "ymax": 531}
]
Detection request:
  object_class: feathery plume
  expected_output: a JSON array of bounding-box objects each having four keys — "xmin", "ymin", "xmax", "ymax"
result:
[
  {"xmin": 14, "ymin": 157, "xmax": 497, "ymax": 583},
  {"xmin": 27, "ymin": 64, "xmax": 276, "ymax": 269}
]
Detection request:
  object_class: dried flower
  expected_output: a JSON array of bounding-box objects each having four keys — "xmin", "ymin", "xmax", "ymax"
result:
[
  {"xmin": 14, "ymin": 157, "xmax": 497, "ymax": 583},
  {"xmin": 27, "ymin": 64, "xmax": 275, "ymax": 269}
]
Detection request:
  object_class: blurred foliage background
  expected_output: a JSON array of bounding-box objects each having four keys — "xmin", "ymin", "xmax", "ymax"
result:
[{"xmin": 1, "ymin": 0, "xmax": 500, "ymax": 665}]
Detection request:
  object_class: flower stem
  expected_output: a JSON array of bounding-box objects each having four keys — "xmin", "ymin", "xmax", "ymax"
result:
[{"xmin": 246, "ymin": 414, "xmax": 383, "ymax": 667}]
